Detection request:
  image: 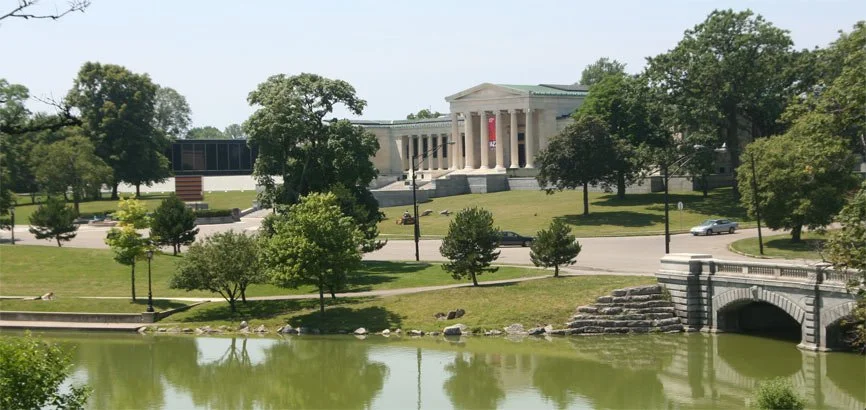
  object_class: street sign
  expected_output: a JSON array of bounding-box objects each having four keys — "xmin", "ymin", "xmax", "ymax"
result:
[{"xmin": 677, "ymin": 201, "xmax": 684, "ymax": 211}]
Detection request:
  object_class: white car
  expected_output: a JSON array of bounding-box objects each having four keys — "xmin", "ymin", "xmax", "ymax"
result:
[{"xmin": 690, "ymin": 219, "xmax": 738, "ymax": 236}]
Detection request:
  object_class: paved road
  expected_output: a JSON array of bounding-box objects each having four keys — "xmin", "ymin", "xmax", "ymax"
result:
[{"xmin": 2, "ymin": 212, "xmax": 810, "ymax": 275}]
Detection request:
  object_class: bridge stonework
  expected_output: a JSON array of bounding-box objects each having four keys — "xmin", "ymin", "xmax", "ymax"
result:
[{"xmin": 656, "ymin": 254, "xmax": 858, "ymax": 351}]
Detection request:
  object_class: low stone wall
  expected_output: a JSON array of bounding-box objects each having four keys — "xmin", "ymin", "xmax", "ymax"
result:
[
  {"xmin": 194, "ymin": 216, "xmax": 239, "ymax": 225},
  {"xmin": 467, "ymin": 174, "xmax": 508, "ymax": 194},
  {"xmin": 372, "ymin": 189, "xmax": 433, "ymax": 207},
  {"xmin": 0, "ymin": 310, "xmax": 148, "ymax": 323}
]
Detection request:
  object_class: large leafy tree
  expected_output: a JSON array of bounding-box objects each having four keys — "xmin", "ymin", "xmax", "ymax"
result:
[
  {"xmin": 28, "ymin": 197, "xmax": 78, "ymax": 247},
  {"xmin": 536, "ymin": 115, "xmax": 615, "ymax": 215},
  {"xmin": 260, "ymin": 192, "xmax": 362, "ymax": 315},
  {"xmin": 223, "ymin": 123, "xmax": 245, "ymax": 140},
  {"xmin": 171, "ymin": 230, "xmax": 264, "ymax": 312},
  {"xmin": 186, "ymin": 126, "xmax": 226, "ymax": 140},
  {"xmin": 645, "ymin": 9, "xmax": 796, "ymax": 198},
  {"xmin": 530, "ymin": 219, "xmax": 581, "ymax": 277},
  {"xmin": 30, "ymin": 134, "xmax": 112, "ymax": 213},
  {"xmin": 150, "ymin": 193, "xmax": 199, "ymax": 255},
  {"xmin": 579, "ymin": 57, "xmax": 626, "ymax": 86},
  {"xmin": 66, "ymin": 62, "xmax": 170, "ymax": 198},
  {"xmin": 575, "ymin": 73, "xmax": 668, "ymax": 198},
  {"xmin": 406, "ymin": 109, "xmax": 443, "ymax": 120},
  {"xmin": 244, "ymin": 73, "xmax": 377, "ymax": 205},
  {"xmin": 153, "ymin": 86, "xmax": 192, "ymax": 141},
  {"xmin": 105, "ymin": 198, "xmax": 152, "ymax": 301},
  {"xmin": 0, "ymin": 333, "xmax": 91, "ymax": 410},
  {"xmin": 440, "ymin": 207, "xmax": 501, "ymax": 287},
  {"xmin": 737, "ymin": 132, "xmax": 857, "ymax": 243}
]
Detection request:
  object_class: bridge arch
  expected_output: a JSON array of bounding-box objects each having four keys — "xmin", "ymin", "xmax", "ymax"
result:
[
  {"xmin": 712, "ymin": 287, "xmax": 806, "ymax": 342},
  {"xmin": 821, "ymin": 301, "xmax": 857, "ymax": 350},
  {"xmin": 713, "ymin": 286, "xmax": 807, "ymax": 324}
]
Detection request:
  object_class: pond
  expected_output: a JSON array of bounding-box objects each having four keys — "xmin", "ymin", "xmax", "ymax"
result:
[{"xmin": 13, "ymin": 332, "xmax": 866, "ymax": 409}]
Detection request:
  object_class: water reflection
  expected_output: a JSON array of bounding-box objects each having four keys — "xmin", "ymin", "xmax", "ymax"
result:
[{"xmin": 17, "ymin": 332, "xmax": 866, "ymax": 410}]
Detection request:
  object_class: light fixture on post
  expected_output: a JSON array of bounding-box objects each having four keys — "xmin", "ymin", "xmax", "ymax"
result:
[{"xmin": 145, "ymin": 249, "xmax": 154, "ymax": 313}]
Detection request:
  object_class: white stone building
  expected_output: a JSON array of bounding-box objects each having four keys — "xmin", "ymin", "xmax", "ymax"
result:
[{"xmin": 361, "ymin": 83, "xmax": 588, "ymax": 178}]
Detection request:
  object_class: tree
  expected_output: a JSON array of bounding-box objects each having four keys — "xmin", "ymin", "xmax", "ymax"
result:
[
  {"xmin": 30, "ymin": 134, "xmax": 112, "ymax": 213},
  {"xmin": 171, "ymin": 230, "xmax": 264, "ymax": 312},
  {"xmin": 575, "ymin": 73, "xmax": 668, "ymax": 198},
  {"xmin": 260, "ymin": 192, "xmax": 362, "ymax": 315},
  {"xmin": 440, "ymin": 207, "xmax": 500, "ymax": 286},
  {"xmin": 645, "ymin": 9, "xmax": 796, "ymax": 199},
  {"xmin": 153, "ymin": 86, "xmax": 192, "ymax": 141},
  {"xmin": 105, "ymin": 198, "xmax": 151, "ymax": 301},
  {"xmin": 579, "ymin": 57, "xmax": 626, "ymax": 86},
  {"xmin": 330, "ymin": 183, "xmax": 386, "ymax": 253},
  {"xmin": 223, "ymin": 123, "xmax": 245, "ymax": 140},
  {"xmin": 66, "ymin": 62, "xmax": 170, "ymax": 199},
  {"xmin": 406, "ymin": 109, "xmax": 443, "ymax": 120},
  {"xmin": 28, "ymin": 197, "xmax": 77, "ymax": 246},
  {"xmin": 530, "ymin": 219, "xmax": 581, "ymax": 277},
  {"xmin": 0, "ymin": 333, "xmax": 90, "ymax": 410},
  {"xmin": 150, "ymin": 194, "xmax": 199, "ymax": 255},
  {"xmin": 536, "ymin": 115, "xmax": 615, "ymax": 214},
  {"xmin": 825, "ymin": 181, "xmax": 866, "ymax": 351},
  {"xmin": 186, "ymin": 126, "xmax": 226, "ymax": 140},
  {"xmin": 737, "ymin": 133, "xmax": 857, "ymax": 242},
  {"xmin": 0, "ymin": 0, "xmax": 89, "ymax": 23}
]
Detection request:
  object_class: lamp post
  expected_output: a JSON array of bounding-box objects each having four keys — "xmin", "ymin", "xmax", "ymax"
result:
[
  {"xmin": 9, "ymin": 204, "xmax": 14, "ymax": 245},
  {"xmin": 410, "ymin": 141, "xmax": 454, "ymax": 261},
  {"xmin": 145, "ymin": 249, "xmax": 154, "ymax": 313},
  {"xmin": 749, "ymin": 152, "xmax": 765, "ymax": 255},
  {"xmin": 663, "ymin": 145, "xmax": 707, "ymax": 254}
]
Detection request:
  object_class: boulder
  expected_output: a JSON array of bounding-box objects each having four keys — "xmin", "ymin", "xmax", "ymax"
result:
[
  {"xmin": 137, "ymin": 326, "xmax": 148, "ymax": 334},
  {"xmin": 429, "ymin": 331, "xmax": 441, "ymax": 336},
  {"xmin": 394, "ymin": 329, "xmax": 402, "ymax": 334},
  {"xmin": 596, "ymin": 296, "xmax": 613, "ymax": 303},
  {"xmin": 543, "ymin": 325, "xmax": 554, "ymax": 334},
  {"xmin": 408, "ymin": 329, "xmax": 424, "ymax": 336},
  {"xmin": 503, "ymin": 323, "xmax": 526, "ymax": 335},
  {"xmin": 157, "ymin": 327, "xmax": 167, "ymax": 333},
  {"xmin": 443, "ymin": 324, "xmax": 467, "ymax": 336},
  {"xmin": 167, "ymin": 327, "xmax": 180, "ymax": 333},
  {"xmin": 527, "ymin": 327, "xmax": 545, "ymax": 336},
  {"xmin": 446, "ymin": 311, "xmax": 457, "ymax": 320},
  {"xmin": 354, "ymin": 327, "xmax": 368, "ymax": 335},
  {"xmin": 39, "ymin": 292, "xmax": 55, "ymax": 300},
  {"xmin": 484, "ymin": 329, "xmax": 503, "ymax": 336},
  {"xmin": 181, "ymin": 328, "xmax": 193, "ymax": 333},
  {"xmin": 381, "ymin": 329, "xmax": 391, "ymax": 336},
  {"xmin": 454, "ymin": 309, "xmax": 465, "ymax": 319},
  {"xmin": 576, "ymin": 306, "xmax": 598, "ymax": 314},
  {"xmin": 239, "ymin": 320, "xmax": 249, "ymax": 330},
  {"xmin": 433, "ymin": 312, "xmax": 447, "ymax": 320},
  {"xmin": 626, "ymin": 284, "xmax": 663, "ymax": 296},
  {"xmin": 254, "ymin": 325, "xmax": 267, "ymax": 333},
  {"xmin": 218, "ymin": 325, "xmax": 229, "ymax": 332}
]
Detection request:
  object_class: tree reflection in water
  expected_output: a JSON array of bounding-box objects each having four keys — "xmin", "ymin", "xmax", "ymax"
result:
[{"xmin": 443, "ymin": 352, "xmax": 506, "ymax": 410}]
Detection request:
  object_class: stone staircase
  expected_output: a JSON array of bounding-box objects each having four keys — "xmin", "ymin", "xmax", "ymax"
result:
[{"xmin": 552, "ymin": 284, "xmax": 684, "ymax": 335}]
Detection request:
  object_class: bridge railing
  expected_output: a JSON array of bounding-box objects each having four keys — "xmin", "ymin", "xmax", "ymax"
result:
[{"xmin": 661, "ymin": 254, "xmax": 860, "ymax": 286}]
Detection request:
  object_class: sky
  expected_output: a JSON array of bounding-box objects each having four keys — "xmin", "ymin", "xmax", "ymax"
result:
[{"xmin": 2, "ymin": 0, "xmax": 864, "ymax": 130}]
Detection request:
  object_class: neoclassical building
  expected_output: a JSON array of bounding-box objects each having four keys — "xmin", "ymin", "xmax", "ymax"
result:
[{"xmin": 362, "ymin": 83, "xmax": 588, "ymax": 177}]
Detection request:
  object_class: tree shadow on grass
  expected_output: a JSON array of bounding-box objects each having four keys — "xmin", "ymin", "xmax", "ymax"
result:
[
  {"xmin": 763, "ymin": 237, "xmax": 826, "ymax": 255},
  {"xmin": 555, "ymin": 211, "xmax": 664, "ymax": 228},
  {"xmin": 288, "ymin": 306, "xmax": 404, "ymax": 332},
  {"xmin": 147, "ymin": 300, "xmax": 189, "ymax": 312},
  {"xmin": 344, "ymin": 261, "xmax": 433, "ymax": 292},
  {"xmin": 174, "ymin": 298, "xmax": 368, "ymax": 323}
]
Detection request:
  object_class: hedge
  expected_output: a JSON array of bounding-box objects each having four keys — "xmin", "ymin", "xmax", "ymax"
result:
[{"xmin": 194, "ymin": 209, "xmax": 233, "ymax": 218}]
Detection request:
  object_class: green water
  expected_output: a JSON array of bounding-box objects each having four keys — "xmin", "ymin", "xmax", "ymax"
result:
[{"xmin": 11, "ymin": 332, "xmax": 866, "ymax": 409}]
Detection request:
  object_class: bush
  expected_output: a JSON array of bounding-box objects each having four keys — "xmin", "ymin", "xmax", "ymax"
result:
[
  {"xmin": 753, "ymin": 377, "xmax": 805, "ymax": 409},
  {"xmin": 194, "ymin": 209, "xmax": 233, "ymax": 218}
]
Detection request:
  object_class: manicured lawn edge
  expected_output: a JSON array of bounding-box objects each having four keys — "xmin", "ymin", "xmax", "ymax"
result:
[{"xmin": 727, "ymin": 232, "xmax": 829, "ymax": 261}]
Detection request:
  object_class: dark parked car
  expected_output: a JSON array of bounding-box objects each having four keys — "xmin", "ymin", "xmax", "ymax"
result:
[{"xmin": 499, "ymin": 231, "xmax": 534, "ymax": 247}]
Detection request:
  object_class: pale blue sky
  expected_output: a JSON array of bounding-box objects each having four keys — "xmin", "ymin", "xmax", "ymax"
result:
[{"xmin": 2, "ymin": 0, "xmax": 863, "ymax": 129}]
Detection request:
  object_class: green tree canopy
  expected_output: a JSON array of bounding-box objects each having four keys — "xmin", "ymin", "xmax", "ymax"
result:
[
  {"xmin": 223, "ymin": 123, "xmax": 245, "ymax": 140},
  {"xmin": 530, "ymin": 219, "xmax": 582, "ymax": 277},
  {"xmin": 153, "ymin": 86, "xmax": 192, "ymax": 141},
  {"xmin": 406, "ymin": 109, "xmax": 443, "ymax": 120},
  {"xmin": 105, "ymin": 197, "xmax": 152, "ymax": 301},
  {"xmin": 28, "ymin": 197, "xmax": 78, "ymax": 247},
  {"xmin": 186, "ymin": 126, "xmax": 226, "ymax": 140},
  {"xmin": 150, "ymin": 194, "xmax": 199, "ymax": 255},
  {"xmin": 30, "ymin": 133, "xmax": 112, "ymax": 213},
  {"xmin": 440, "ymin": 207, "xmax": 501, "ymax": 286},
  {"xmin": 66, "ymin": 62, "xmax": 170, "ymax": 198},
  {"xmin": 260, "ymin": 192, "xmax": 363, "ymax": 315},
  {"xmin": 579, "ymin": 57, "xmax": 626, "ymax": 86},
  {"xmin": 171, "ymin": 230, "xmax": 264, "ymax": 312},
  {"xmin": 645, "ymin": 9, "xmax": 797, "ymax": 198}
]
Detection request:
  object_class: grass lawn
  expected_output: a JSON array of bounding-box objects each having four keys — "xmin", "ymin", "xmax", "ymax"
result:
[
  {"xmin": 378, "ymin": 187, "xmax": 751, "ymax": 238},
  {"xmin": 165, "ymin": 275, "xmax": 654, "ymax": 332},
  {"xmin": 0, "ymin": 298, "xmax": 189, "ymax": 313},
  {"xmin": 729, "ymin": 231, "xmax": 831, "ymax": 261},
  {"xmin": 10, "ymin": 191, "xmax": 256, "ymax": 225},
  {"xmin": 0, "ymin": 245, "xmax": 545, "ymax": 298}
]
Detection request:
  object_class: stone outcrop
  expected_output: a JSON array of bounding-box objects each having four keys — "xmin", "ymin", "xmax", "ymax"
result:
[
  {"xmin": 443, "ymin": 323, "xmax": 467, "ymax": 336},
  {"xmin": 564, "ymin": 284, "xmax": 683, "ymax": 335}
]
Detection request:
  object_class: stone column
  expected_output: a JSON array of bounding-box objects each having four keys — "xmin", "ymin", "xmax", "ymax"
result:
[
  {"xmin": 401, "ymin": 136, "xmax": 409, "ymax": 171},
  {"xmin": 408, "ymin": 135, "xmax": 416, "ymax": 174},
  {"xmin": 525, "ymin": 109, "xmax": 535, "ymax": 168},
  {"xmin": 450, "ymin": 113, "xmax": 459, "ymax": 169},
  {"xmin": 479, "ymin": 111, "xmax": 490, "ymax": 169},
  {"xmin": 509, "ymin": 110, "xmax": 519, "ymax": 168},
  {"xmin": 495, "ymin": 111, "xmax": 505, "ymax": 170},
  {"xmin": 437, "ymin": 135, "xmax": 444, "ymax": 170},
  {"xmin": 464, "ymin": 113, "xmax": 475, "ymax": 169},
  {"xmin": 422, "ymin": 135, "xmax": 431, "ymax": 170}
]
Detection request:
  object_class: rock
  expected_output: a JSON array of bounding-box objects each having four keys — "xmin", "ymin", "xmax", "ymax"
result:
[
  {"xmin": 280, "ymin": 325, "xmax": 298, "ymax": 334},
  {"xmin": 596, "ymin": 296, "xmax": 613, "ymax": 303},
  {"xmin": 604, "ymin": 327, "xmax": 630, "ymax": 334},
  {"xmin": 218, "ymin": 325, "xmax": 229, "ymax": 331},
  {"xmin": 626, "ymin": 284, "xmax": 663, "ymax": 296},
  {"xmin": 446, "ymin": 311, "xmax": 457, "ymax": 320},
  {"xmin": 611, "ymin": 289, "xmax": 628, "ymax": 297},
  {"xmin": 39, "ymin": 292, "xmax": 55, "ymax": 300},
  {"xmin": 408, "ymin": 329, "xmax": 424, "ymax": 336},
  {"xmin": 660, "ymin": 324, "xmax": 684, "ymax": 332},
  {"xmin": 137, "ymin": 326, "xmax": 148, "ymax": 333},
  {"xmin": 254, "ymin": 325, "xmax": 267, "ymax": 333},
  {"xmin": 157, "ymin": 327, "xmax": 167, "ymax": 333},
  {"xmin": 354, "ymin": 335, "xmax": 367, "ymax": 340},
  {"xmin": 454, "ymin": 308, "xmax": 465, "ymax": 319},
  {"xmin": 167, "ymin": 327, "xmax": 180, "ymax": 333},
  {"xmin": 429, "ymin": 331, "xmax": 441, "ymax": 336},
  {"xmin": 181, "ymin": 328, "xmax": 193, "ymax": 333},
  {"xmin": 239, "ymin": 327, "xmax": 250, "ymax": 334},
  {"xmin": 503, "ymin": 323, "xmax": 525, "ymax": 334},
  {"xmin": 433, "ymin": 312, "xmax": 447, "ymax": 319},
  {"xmin": 599, "ymin": 307, "xmax": 623, "ymax": 315},
  {"xmin": 381, "ymin": 329, "xmax": 391, "ymax": 336},
  {"xmin": 443, "ymin": 323, "xmax": 467, "ymax": 336},
  {"xmin": 547, "ymin": 329, "xmax": 569, "ymax": 336},
  {"xmin": 484, "ymin": 329, "xmax": 503, "ymax": 336},
  {"xmin": 654, "ymin": 317, "xmax": 681, "ymax": 326},
  {"xmin": 200, "ymin": 326, "xmax": 212, "ymax": 333},
  {"xmin": 194, "ymin": 328, "xmax": 205, "ymax": 335},
  {"xmin": 239, "ymin": 320, "xmax": 249, "ymax": 330},
  {"xmin": 354, "ymin": 327, "xmax": 368, "ymax": 335},
  {"xmin": 543, "ymin": 325, "xmax": 554, "ymax": 334},
  {"xmin": 527, "ymin": 327, "xmax": 545, "ymax": 336},
  {"xmin": 576, "ymin": 306, "xmax": 598, "ymax": 314},
  {"xmin": 394, "ymin": 329, "xmax": 402, "ymax": 334}
]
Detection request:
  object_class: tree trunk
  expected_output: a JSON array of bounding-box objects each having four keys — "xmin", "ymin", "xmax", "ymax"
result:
[
  {"xmin": 471, "ymin": 272, "xmax": 479, "ymax": 287},
  {"xmin": 791, "ymin": 225, "xmax": 803, "ymax": 243},
  {"xmin": 240, "ymin": 287, "xmax": 247, "ymax": 303},
  {"xmin": 229, "ymin": 298, "xmax": 237, "ymax": 312},
  {"xmin": 130, "ymin": 262, "xmax": 137, "ymax": 302},
  {"xmin": 72, "ymin": 191, "xmax": 80, "ymax": 215},
  {"xmin": 172, "ymin": 243, "xmax": 178, "ymax": 256},
  {"xmin": 330, "ymin": 288, "xmax": 337, "ymax": 300},
  {"xmin": 29, "ymin": 192, "xmax": 36, "ymax": 204},
  {"xmin": 554, "ymin": 265, "xmax": 559, "ymax": 278},
  {"xmin": 582, "ymin": 182, "xmax": 589, "ymax": 215},
  {"xmin": 701, "ymin": 176, "xmax": 709, "ymax": 198},
  {"xmin": 318, "ymin": 286, "xmax": 325, "ymax": 315},
  {"xmin": 56, "ymin": 237, "xmax": 62, "ymax": 247},
  {"xmin": 616, "ymin": 172, "xmax": 626, "ymax": 199},
  {"xmin": 135, "ymin": 183, "xmax": 141, "ymax": 197}
]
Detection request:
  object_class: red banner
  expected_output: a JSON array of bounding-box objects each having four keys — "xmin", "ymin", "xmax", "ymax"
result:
[{"xmin": 488, "ymin": 116, "xmax": 496, "ymax": 148}]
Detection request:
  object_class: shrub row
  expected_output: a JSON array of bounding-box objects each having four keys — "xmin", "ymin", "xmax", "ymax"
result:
[{"xmin": 194, "ymin": 209, "xmax": 233, "ymax": 218}]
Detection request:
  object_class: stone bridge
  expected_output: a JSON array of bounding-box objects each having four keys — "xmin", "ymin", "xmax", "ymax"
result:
[{"xmin": 656, "ymin": 254, "xmax": 860, "ymax": 351}]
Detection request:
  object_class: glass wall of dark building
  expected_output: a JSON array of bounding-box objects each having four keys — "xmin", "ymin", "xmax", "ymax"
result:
[{"xmin": 167, "ymin": 140, "xmax": 257, "ymax": 176}]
